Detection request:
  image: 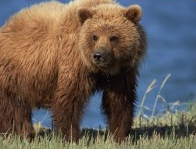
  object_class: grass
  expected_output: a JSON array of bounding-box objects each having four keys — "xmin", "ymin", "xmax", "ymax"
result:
[{"xmin": 0, "ymin": 74, "xmax": 196, "ymax": 148}]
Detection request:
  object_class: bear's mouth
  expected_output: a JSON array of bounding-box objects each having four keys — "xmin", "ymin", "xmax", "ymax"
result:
[
  {"xmin": 94, "ymin": 61, "xmax": 112, "ymax": 69},
  {"xmin": 92, "ymin": 59, "xmax": 121, "ymax": 75}
]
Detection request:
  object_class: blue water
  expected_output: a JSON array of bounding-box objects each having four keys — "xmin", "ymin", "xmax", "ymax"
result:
[{"xmin": 0, "ymin": 0, "xmax": 195, "ymax": 128}]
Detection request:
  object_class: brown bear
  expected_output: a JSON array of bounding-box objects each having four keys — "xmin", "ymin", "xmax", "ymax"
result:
[{"xmin": 0, "ymin": 0, "xmax": 146, "ymax": 142}]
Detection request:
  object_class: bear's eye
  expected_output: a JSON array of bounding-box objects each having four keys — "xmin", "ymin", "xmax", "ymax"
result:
[
  {"xmin": 110, "ymin": 36, "xmax": 118, "ymax": 42},
  {"xmin": 92, "ymin": 35, "xmax": 98, "ymax": 42}
]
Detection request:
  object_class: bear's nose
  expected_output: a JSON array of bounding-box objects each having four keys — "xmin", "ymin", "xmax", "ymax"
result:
[{"xmin": 93, "ymin": 51, "xmax": 106, "ymax": 62}]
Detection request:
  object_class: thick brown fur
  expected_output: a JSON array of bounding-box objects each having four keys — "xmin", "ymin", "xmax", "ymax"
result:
[{"xmin": 0, "ymin": 0, "xmax": 146, "ymax": 142}]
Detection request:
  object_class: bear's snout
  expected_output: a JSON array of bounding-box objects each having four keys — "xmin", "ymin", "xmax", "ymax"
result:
[
  {"xmin": 93, "ymin": 49, "xmax": 112, "ymax": 67},
  {"xmin": 93, "ymin": 52, "xmax": 105, "ymax": 62}
]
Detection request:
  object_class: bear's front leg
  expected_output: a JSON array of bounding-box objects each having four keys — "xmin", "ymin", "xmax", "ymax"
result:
[
  {"xmin": 51, "ymin": 74, "xmax": 91, "ymax": 142},
  {"xmin": 52, "ymin": 93, "xmax": 88, "ymax": 142},
  {"xmin": 101, "ymin": 70, "xmax": 137, "ymax": 142}
]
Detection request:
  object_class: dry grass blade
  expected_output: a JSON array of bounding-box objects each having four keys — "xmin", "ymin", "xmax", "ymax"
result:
[
  {"xmin": 160, "ymin": 73, "xmax": 171, "ymax": 89},
  {"xmin": 151, "ymin": 74, "xmax": 171, "ymax": 117},
  {"xmin": 146, "ymin": 79, "xmax": 157, "ymax": 93},
  {"xmin": 138, "ymin": 79, "xmax": 157, "ymax": 117},
  {"xmin": 170, "ymin": 101, "xmax": 180, "ymax": 110},
  {"xmin": 158, "ymin": 95, "xmax": 168, "ymax": 108}
]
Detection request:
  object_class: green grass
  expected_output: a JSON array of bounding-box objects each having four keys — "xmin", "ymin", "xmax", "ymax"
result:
[
  {"xmin": 0, "ymin": 134, "xmax": 196, "ymax": 149},
  {"xmin": 1, "ymin": 74, "xmax": 196, "ymax": 148}
]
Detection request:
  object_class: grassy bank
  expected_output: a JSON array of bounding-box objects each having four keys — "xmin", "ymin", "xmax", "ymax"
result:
[
  {"xmin": 0, "ymin": 133, "xmax": 196, "ymax": 149},
  {"xmin": 0, "ymin": 75, "xmax": 196, "ymax": 148},
  {"xmin": 1, "ymin": 105, "xmax": 196, "ymax": 149}
]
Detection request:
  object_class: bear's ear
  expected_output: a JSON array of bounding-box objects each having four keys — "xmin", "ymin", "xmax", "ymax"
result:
[
  {"xmin": 125, "ymin": 5, "xmax": 142, "ymax": 23},
  {"xmin": 77, "ymin": 8, "xmax": 93, "ymax": 24}
]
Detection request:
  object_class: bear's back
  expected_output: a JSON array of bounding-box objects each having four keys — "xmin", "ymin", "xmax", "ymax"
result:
[
  {"xmin": 0, "ymin": 0, "xmax": 115, "ymax": 44},
  {"xmin": 1, "ymin": 2, "xmax": 68, "ymax": 35}
]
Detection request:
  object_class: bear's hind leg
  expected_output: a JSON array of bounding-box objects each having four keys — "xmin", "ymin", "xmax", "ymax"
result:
[{"xmin": 0, "ymin": 93, "xmax": 34, "ymax": 139}]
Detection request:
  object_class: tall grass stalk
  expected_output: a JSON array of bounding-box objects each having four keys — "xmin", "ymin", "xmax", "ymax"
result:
[
  {"xmin": 138, "ymin": 79, "xmax": 157, "ymax": 118},
  {"xmin": 151, "ymin": 73, "xmax": 171, "ymax": 117}
]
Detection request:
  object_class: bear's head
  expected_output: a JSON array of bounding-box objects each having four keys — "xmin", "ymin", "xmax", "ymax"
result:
[{"xmin": 77, "ymin": 4, "xmax": 146, "ymax": 75}]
